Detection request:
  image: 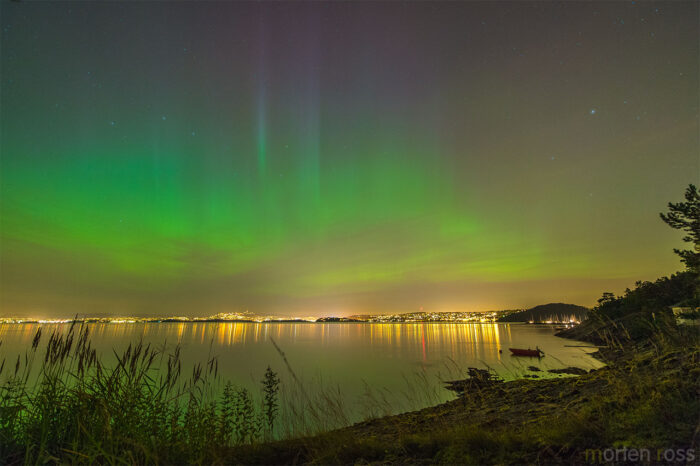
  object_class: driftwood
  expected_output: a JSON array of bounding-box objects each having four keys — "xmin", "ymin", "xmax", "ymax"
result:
[
  {"xmin": 444, "ymin": 367, "xmax": 503, "ymax": 394},
  {"xmin": 547, "ymin": 367, "xmax": 588, "ymax": 375}
]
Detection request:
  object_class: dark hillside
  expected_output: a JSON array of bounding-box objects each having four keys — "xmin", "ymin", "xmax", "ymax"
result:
[
  {"xmin": 556, "ymin": 271, "xmax": 698, "ymax": 345},
  {"xmin": 498, "ymin": 303, "xmax": 589, "ymax": 323}
]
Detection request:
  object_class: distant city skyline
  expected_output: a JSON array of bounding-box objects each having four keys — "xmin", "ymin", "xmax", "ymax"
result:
[
  {"xmin": 1, "ymin": 2, "xmax": 697, "ymax": 318},
  {"xmin": 0, "ymin": 308, "xmax": 584, "ymax": 325}
]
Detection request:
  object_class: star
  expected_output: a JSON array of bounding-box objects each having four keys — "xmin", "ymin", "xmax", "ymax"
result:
[
  {"xmin": 589, "ymin": 108, "xmax": 597, "ymax": 115},
  {"xmin": 161, "ymin": 115, "xmax": 167, "ymax": 120}
]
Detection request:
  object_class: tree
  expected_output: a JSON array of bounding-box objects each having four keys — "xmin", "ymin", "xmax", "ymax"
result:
[{"xmin": 660, "ymin": 184, "xmax": 700, "ymax": 272}]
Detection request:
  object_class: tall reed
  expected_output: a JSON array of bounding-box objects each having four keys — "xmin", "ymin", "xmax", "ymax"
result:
[{"xmin": 0, "ymin": 323, "xmax": 279, "ymax": 464}]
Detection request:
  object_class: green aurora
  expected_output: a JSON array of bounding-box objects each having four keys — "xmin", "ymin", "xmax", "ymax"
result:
[{"xmin": 1, "ymin": 2, "xmax": 697, "ymax": 317}]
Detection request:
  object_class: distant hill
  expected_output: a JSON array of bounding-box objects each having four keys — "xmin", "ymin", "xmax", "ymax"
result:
[
  {"xmin": 497, "ymin": 303, "xmax": 589, "ymax": 323},
  {"xmin": 315, "ymin": 317, "xmax": 364, "ymax": 322}
]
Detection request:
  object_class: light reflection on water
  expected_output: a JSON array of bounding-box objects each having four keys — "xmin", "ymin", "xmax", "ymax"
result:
[{"xmin": 0, "ymin": 322, "xmax": 602, "ymax": 420}]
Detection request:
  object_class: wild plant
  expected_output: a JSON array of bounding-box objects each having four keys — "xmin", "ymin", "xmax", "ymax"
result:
[
  {"xmin": 0, "ymin": 324, "xmax": 288, "ymax": 464},
  {"xmin": 261, "ymin": 365, "xmax": 280, "ymax": 438}
]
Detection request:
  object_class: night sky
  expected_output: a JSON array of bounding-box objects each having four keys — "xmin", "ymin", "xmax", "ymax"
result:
[{"xmin": 1, "ymin": 2, "xmax": 698, "ymax": 318}]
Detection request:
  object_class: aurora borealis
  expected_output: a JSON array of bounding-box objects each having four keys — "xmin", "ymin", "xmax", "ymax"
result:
[{"xmin": 1, "ymin": 2, "xmax": 698, "ymax": 318}]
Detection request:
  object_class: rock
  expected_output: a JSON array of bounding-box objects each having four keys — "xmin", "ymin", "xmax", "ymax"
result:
[{"xmin": 548, "ymin": 367, "xmax": 587, "ymax": 375}]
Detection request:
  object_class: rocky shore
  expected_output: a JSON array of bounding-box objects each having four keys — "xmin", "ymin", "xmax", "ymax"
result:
[{"xmin": 224, "ymin": 337, "xmax": 699, "ymax": 464}]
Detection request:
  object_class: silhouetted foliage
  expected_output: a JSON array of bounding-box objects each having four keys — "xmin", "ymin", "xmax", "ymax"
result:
[
  {"xmin": 595, "ymin": 271, "xmax": 697, "ymax": 319},
  {"xmin": 261, "ymin": 366, "xmax": 281, "ymax": 436},
  {"xmin": 0, "ymin": 324, "xmax": 279, "ymax": 464},
  {"xmin": 660, "ymin": 183, "xmax": 700, "ymax": 272}
]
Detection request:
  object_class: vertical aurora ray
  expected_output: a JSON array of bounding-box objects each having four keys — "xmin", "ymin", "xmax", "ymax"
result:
[
  {"xmin": 256, "ymin": 18, "xmax": 267, "ymax": 179},
  {"xmin": 256, "ymin": 94, "xmax": 267, "ymax": 178},
  {"xmin": 298, "ymin": 13, "xmax": 321, "ymax": 208}
]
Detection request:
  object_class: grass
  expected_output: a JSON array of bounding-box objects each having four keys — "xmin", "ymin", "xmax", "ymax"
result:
[{"xmin": 0, "ymin": 322, "xmax": 281, "ymax": 464}]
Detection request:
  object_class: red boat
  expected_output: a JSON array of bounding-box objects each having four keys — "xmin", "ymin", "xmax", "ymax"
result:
[{"xmin": 509, "ymin": 347, "xmax": 544, "ymax": 357}]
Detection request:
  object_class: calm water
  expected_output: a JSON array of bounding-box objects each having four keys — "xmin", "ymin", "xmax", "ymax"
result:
[{"xmin": 0, "ymin": 322, "xmax": 602, "ymax": 425}]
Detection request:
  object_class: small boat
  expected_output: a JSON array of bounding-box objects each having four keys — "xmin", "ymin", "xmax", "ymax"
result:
[{"xmin": 509, "ymin": 347, "xmax": 544, "ymax": 357}]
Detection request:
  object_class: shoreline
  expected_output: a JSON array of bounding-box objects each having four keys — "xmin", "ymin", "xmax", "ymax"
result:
[
  {"xmin": 0, "ymin": 320, "xmax": 574, "ymax": 326},
  {"xmin": 221, "ymin": 326, "xmax": 698, "ymax": 464}
]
